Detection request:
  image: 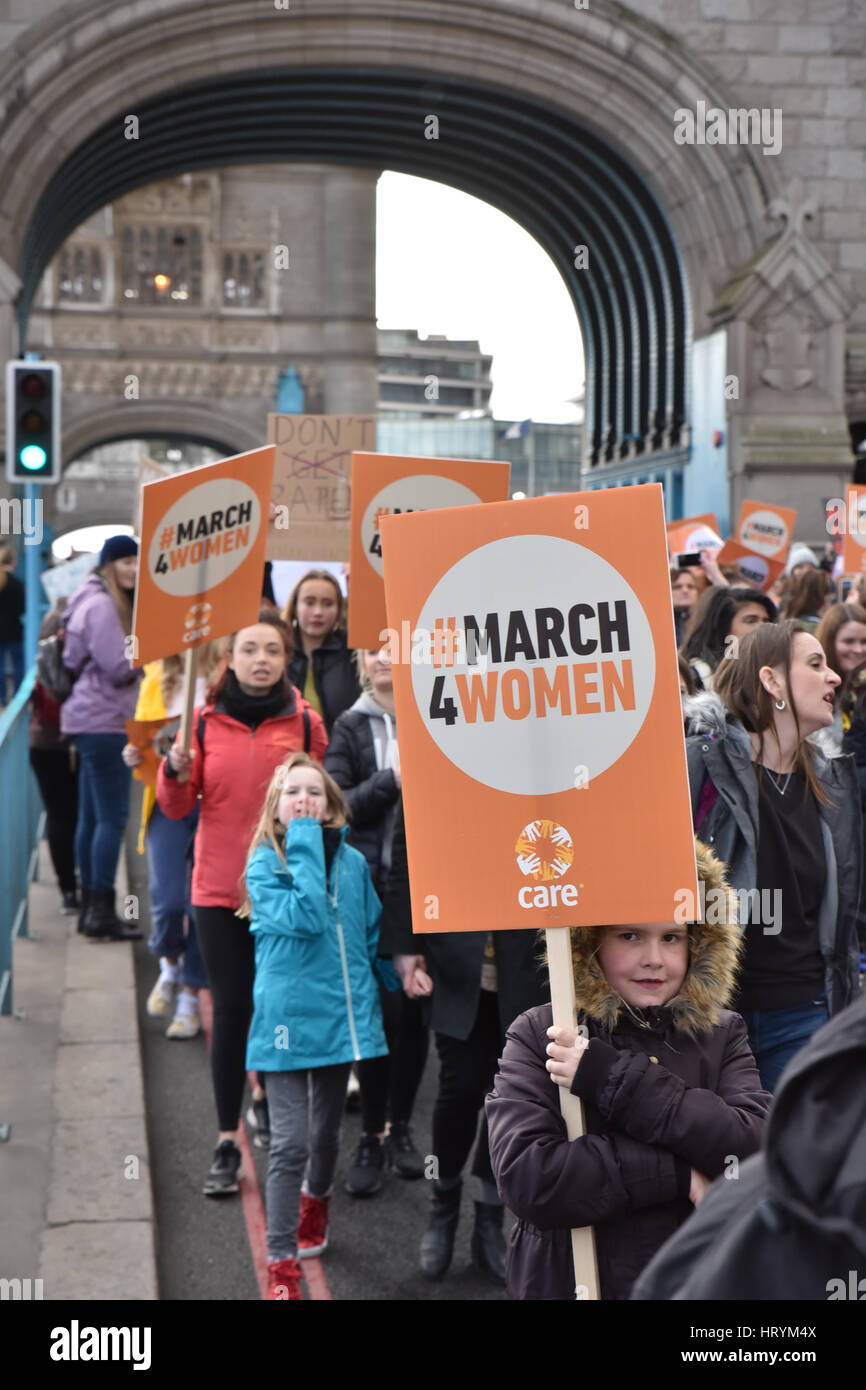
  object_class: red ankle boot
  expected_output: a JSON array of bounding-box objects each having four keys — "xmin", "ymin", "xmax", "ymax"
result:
[
  {"xmin": 266, "ymin": 1257, "xmax": 302, "ymax": 1300},
  {"xmin": 297, "ymin": 1191, "xmax": 330, "ymax": 1258}
]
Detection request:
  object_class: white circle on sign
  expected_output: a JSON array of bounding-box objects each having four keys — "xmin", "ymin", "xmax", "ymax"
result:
[
  {"xmin": 739, "ymin": 509, "xmax": 789, "ymax": 558},
  {"xmin": 850, "ymin": 496, "xmax": 866, "ymax": 550},
  {"xmin": 362, "ymin": 476, "xmax": 483, "ymax": 577},
  {"xmin": 736, "ymin": 553, "xmax": 770, "ymax": 587},
  {"xmin": 684, "ymin": 525, "xmax": 722, "ymax": 553},
  {"xmin": 410, "ymin": 535, "xmax": 655, "ymax": 795},
  {"xmin": 148, "ymin": 480, "xmax": 261, "ymax": 598}
]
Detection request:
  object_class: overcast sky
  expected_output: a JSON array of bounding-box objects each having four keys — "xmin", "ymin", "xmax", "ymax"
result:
[{"xmin": 376, "ymin": 172, "xmax": 585, "ymax": 424}]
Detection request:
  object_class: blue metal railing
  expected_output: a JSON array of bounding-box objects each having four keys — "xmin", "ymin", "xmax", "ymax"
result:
[{"xmin": 0, "ymin": 668, "xmax": 42, "ymax": 1016}]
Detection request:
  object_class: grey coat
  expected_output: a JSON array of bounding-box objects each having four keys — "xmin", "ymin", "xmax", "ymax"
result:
[{"xmin": 684, "ymin": 693, "xmax": 862, "ymax": 1017}]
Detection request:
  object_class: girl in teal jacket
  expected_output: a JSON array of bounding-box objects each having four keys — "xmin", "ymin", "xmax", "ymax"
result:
[{"xmin": 240, "ymin": 751, "xmax": 398, "ymax": 1300}]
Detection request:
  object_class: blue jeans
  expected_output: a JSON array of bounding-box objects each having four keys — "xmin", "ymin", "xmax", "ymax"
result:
[
  {"xmin": 0, "ymin": 640, "xmax": 24, "ymax": 699},
  {"xmin": 739, "ymin": 997, "xmax": 829, "ymax": 1093},
  {"xmin": 146, "ymin": 802, "xmax": 207, "ymax": 990},
  {"xmin": 74, "ymin": 733, "xmax": 132, "ymax": 892}
]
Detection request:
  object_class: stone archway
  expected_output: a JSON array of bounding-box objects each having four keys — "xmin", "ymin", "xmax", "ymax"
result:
[{"xmin": 0, "ymin": 0, "xmax": 856, "ymax": 529}]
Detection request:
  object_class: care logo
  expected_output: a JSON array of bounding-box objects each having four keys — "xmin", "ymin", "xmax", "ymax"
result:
[
  {"xmin": 183, "ymin": 600, "xmax": 213, "ymax": 644},
  {"xmin": 410, "ymin": 534, "xmax": 655, "ymax": 795},
  {"xmin": 362, "ymin": 475, "xmax": 482, "ymax": 577},
  {"xmin": 149, "ymin": 478, "xmax": 261, "ymax": 598},
  {"xmin": 515, "ymin": 819, "xmax": 573, "ymax": 880},
  {"xmin": 514, "ymin": 819, "xmax": 578, "ymax": 910}
]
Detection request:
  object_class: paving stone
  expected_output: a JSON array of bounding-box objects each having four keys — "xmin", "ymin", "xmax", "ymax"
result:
[
  {"xmin": 40, "ymin": 1222, "xmax": 156, "ymax": 1301},
  {"xmin": 53, "ymin": 1042, "xmax": 144, "ymax": 1122}
]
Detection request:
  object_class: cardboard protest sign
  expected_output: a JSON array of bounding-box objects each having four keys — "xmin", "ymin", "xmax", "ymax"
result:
[
  {"xmin": 841, "ymin": 486, "xmax": 866, "ymax": 575},
  {"xmin": 348, "ymin": 453, "xmax": 511, "ymax": 650},
  {"xmin": 716, "ymin": 499, "xmax": 797, "ymax": 591},
  {"xmin": 125, "ymin": 717, "xmax": 171, "ymax": 786},
  {"xmin": 132, "ymin": 446, "xmax": 275, "ymax": 667},
  {"xmin": 381, "ymin": 484, "xmax": 698, "ymax": 934},
  {"xmin": 266, "ymin": 414, "xmax": 377, "ymax": 562},
  {"xmin": 666, "ymin": 513, "xmax": 723, "ymax": 558},
  {"xmin": 41, "ymin": 551, "xmax": 98, "ymax": 607}
]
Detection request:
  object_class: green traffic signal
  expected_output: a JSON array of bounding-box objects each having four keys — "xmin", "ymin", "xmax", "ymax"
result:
[
  {"xmin": 20, "ymin": 445, "xmax": 48, "ymax": 470},
  {"xmin": 5, "ymin": 360, "xmax": 62, "ymax": 483}
]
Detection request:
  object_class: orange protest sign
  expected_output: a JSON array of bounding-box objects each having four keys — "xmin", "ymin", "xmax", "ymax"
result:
[
  {"xmin": 716, "ymin": 499, "xmax": 796, "ymax": 591},
  {"xmin": 842, "ymin": 486, "xmax": 866, "ymax": 575},
  {"xmin": 347, "ymin": 452, "xmax": 511, "ymax": 650},
  {"xmin": 132, "ymin": 446, "xmax": 275, "ymax": 667},
  {"xmin": 380, "ymin": 484, "xmax": 698, "ymax": 934},
  {"xmin": 125, "ymin": 718, "xmax": 171, "ymax": 786},
  {"xmin": 266, "ymin": 414, "xmax": 377, "ymax": 562},
  {"xmin": 665, "ymin": 513, "xmax": 722, "ymax": 558}
]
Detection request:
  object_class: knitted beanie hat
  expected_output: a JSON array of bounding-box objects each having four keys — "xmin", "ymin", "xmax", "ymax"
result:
[{"xmin": 99, "ymin": 534, "xmax": 139, "ymax": 567}]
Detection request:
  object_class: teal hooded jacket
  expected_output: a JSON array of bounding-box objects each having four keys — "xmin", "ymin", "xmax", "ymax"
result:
[{"xmin": 244, "ymin": 818, "xmax": 399, "ymax": 1072}]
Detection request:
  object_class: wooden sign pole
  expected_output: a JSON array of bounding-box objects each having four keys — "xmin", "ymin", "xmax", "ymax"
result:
[
  {"xmin": 545, "ymin": 925, "xmax": 601, "ymax": 1301},
  {"xmin": 177, "ymin": 647, "xmax": 197, "ymax": 756}
]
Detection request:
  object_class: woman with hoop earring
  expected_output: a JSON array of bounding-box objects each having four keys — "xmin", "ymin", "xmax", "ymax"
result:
[{"xmin": 684, "ymin": 620, "xmax": 862, "ymax": 1091}]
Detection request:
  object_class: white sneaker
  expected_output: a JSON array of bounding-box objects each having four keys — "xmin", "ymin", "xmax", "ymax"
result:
[
  {"xmin": 147, "ymin": 976, "xmax": 178, "ymax": 1017},
  {"xmin": 166, "ymin": 1003, "xmax": 201, "ymax": 1039}
]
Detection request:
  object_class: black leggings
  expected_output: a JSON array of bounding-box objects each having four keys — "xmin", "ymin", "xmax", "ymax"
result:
[
  {"xmin": 194, "ymin": 905, "xmax": 256, "ymax": 1132},
  {"xmin": 432, "ymin": 989, "xmax": 503, "ymax": 1185},
  {"xmin": 30, "ymin": 746, "xmax": 79, "ymax": 894},
  {"xmin": 357, "ymin": 984, "xmax": 429, "ymax": 1134}
]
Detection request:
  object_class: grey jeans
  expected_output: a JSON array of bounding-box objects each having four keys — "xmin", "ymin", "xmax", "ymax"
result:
[{"xmin": 263, "ymin": 1064, "xmax": 352, "ymax": 1262}]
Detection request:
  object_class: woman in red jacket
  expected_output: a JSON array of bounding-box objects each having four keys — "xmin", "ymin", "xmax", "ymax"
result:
[{"xmin": 157, "ymin": 609, "xmax": 327, "ymax": 1197}]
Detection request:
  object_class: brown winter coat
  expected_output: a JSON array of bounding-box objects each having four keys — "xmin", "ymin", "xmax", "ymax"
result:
[{"xmin": 485, "ymin": 840, "xmax": 771, "ymax": 1300}]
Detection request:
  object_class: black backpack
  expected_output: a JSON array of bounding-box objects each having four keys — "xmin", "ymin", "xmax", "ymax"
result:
[{"xmin": 36, "ymin": 622, "xmax": 90, "ymax": 703}]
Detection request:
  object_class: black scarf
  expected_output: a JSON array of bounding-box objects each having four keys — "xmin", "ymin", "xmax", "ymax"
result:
[{"xmin": 217, "ymin": 669, "xmax": 290, "ymax": 728}]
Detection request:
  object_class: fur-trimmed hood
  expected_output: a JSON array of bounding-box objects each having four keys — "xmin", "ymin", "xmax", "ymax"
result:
[{"xmin": 566, "ymin": 838, "xmax": 742, "ymax": 1036}]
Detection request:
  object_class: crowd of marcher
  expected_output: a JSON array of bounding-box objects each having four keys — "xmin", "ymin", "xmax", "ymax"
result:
[{"xmin": 21, "ymin": 528, "xmax": 866, "ymax": 1302}]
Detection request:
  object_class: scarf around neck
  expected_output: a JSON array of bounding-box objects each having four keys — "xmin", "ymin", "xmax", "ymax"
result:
[{"xmin": 217, "ymin": 669, "xmax": 290, "ymax": 728}]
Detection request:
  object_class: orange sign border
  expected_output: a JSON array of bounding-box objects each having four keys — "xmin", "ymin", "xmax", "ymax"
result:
[
  {"xmin": 132, "ymin": 445, "xmax": 275, "ymax": 667},
  {"xmin": 348, "ymin": 452, "xmax": 511, "ymax": 651},
  {"xmin": 381, "ymin": 484, "xmax": 698, "ymax": 934}
]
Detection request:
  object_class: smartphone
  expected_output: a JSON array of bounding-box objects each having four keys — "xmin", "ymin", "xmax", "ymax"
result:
[
  {"xmin": 675, "ymin": 552, "xmax": 703, "ymax": 569},
  {"xmin": 841, "ymin": 578, "xmax": 854, "ymax": 601}
]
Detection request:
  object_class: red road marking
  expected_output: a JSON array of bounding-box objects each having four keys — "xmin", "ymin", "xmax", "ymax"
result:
[{"xmin": 198, "ymin": 988, "xmax": 333, "ymax": 1300}]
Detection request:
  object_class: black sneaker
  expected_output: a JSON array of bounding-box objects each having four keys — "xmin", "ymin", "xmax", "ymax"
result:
[
  {"xmin": 60, "ymin": 889, "xmax": 81, "ymax": 915},
  {"xmin": 385, "ymin": 1121, "xmax": 425, "ymax": 1180},
  {"xmin": 246, "ymin": 1098, "xmax": 270, "ymax": 1150},
  {"xmin": 203, "ymin": 1140, "xmax": 241, "ymax": 1197},
  {"xmin": 344, "ymin": 1133, "xmax": 384, "ymax": 1196}
]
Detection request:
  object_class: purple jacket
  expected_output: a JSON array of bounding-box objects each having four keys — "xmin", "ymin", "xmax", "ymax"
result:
[{"xmin": 60, "ymin": 574, "xmax": 143, "ymax": 736}]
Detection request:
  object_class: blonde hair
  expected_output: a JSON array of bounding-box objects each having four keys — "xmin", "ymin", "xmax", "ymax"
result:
[
  {"xmin": 237, "ymin": 753, "xmax": 349, "ymax": 917},
  {"xmin": 99, "ymin": 561, "xmax": 134, "ymax": 635},
  {"xmin": 160, "ymin": 639, "xmax": 228, "ymax": 709}
]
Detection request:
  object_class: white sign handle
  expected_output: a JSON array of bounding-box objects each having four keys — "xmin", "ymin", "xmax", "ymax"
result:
[{"xmin": 545, "ymin": 925, "xmax": 601, "ymax": 1301}]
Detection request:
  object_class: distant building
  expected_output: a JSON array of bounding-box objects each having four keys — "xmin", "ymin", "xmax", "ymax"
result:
[
  {"xmin": 377, "ymin": 416, "xmax": 582, "ymax": 497},
  {"xmin": 378, "ymin": 329, "xmax": 492, "ymax": 418}
]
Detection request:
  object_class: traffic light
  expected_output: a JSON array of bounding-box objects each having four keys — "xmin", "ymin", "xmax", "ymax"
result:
[{"xmin": 5, "ymin": 360, "xmax": 61, "ymax": 483}]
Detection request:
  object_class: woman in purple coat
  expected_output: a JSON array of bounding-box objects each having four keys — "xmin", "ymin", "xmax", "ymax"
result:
[
  {"xmin": 61, "ymin": 535, "xmax": 144, "ymax": 941},
  {"xmin": 485, "ymin": 839, "xmax": 771, "ymax": 1300}
]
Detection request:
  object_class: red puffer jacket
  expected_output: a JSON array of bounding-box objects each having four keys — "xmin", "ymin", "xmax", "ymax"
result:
[{"xmin": 156, "ymin": 694, "xmax": 327, "ymax": 908}]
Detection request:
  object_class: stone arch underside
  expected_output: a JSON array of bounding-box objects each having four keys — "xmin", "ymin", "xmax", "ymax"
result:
[
  {"xmin": 62, "ymin": 404, "xmax": 260, "ymax": 467},
  {"xmin": 0, "ymin": 0, "xmax": 778, "ymax": 468}
]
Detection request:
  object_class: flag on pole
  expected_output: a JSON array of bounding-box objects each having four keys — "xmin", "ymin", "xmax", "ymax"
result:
[{"xmin": 498, "ymin": 419, "xmax": 532, "ymax": 440}]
